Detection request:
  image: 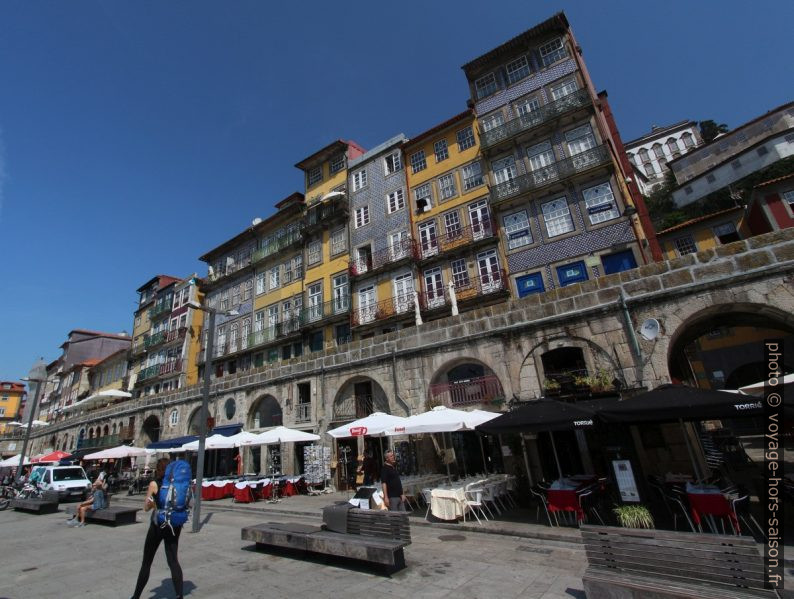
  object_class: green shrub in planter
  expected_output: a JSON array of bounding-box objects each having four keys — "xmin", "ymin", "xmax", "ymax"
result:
[{"xmin": 613, "ymin": 505, "xmax": 654, "ymax": 529}]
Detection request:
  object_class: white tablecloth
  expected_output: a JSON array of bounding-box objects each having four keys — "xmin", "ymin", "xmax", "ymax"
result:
[{"xmin": 431, "ymin": 487, "xmax": 466, "ymax": 520}]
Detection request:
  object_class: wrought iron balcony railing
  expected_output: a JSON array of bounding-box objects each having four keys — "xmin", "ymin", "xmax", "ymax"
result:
[
  {"xmin": 148, "ymin": 301, "xmax": 171, "ymax": 320},
  {"xmin": 164, "ymin": 327, "xmax": 187, "ymax": 345},
  {"xmin": 304, "ymin": 195, "xmax": 348, "ymax": 231},
  {"xmin": 480, "ymin": 88, "xmax": 591, "ymax": 149},
  {"xmin": 332, "ymin": 394, "xmax": 374, "ymax": 421},
  {"xmin": 296, "ymin": 403, "xmax": 311, "ymax": 423},
  {"xmin": 349, "ymin": 238, "xmax": 417, "ymax": 277},
  {"xmin": 252, "ymin": 228, "xmax": 304, "ymax": 265},
  {"xmin": 352, "ymin": 294, "xmax": 416, "ymax": 327},
  {"xmin": 417, "ymin": 222, "xmax": 495, "ymax": 261},
  {"xmin": 302, "ymin": 296, "xmax": 350, "ymax": 326},
  {"xmin": 138, "ymin": 364, "xmax": 161, "ymax": 381},
  {"xmin": 144, "ymin": 330, "xmax": 167, "ymax": 350},
  {"xmin": 429, "ymin": 375, "xmax": 504, "ymax": 407},
  {"xmin": 490, "ymin": 144, "xmax": 611, "ymax": 204},
  {"xmin": 418, "ymin": 269, "xmax": 508, "ymax": 312}
]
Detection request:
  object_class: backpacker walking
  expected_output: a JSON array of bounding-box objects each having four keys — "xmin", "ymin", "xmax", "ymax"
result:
[{"xmin": 131, "ymin": 457, "xmax": 191, "ymax": 599}]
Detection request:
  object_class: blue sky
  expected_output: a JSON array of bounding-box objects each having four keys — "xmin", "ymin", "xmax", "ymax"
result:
[{"xmin": 1, "ymin": 1, "xmax": 792, "ymax": 381}]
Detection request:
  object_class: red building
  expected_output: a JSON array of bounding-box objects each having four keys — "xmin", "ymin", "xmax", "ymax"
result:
[{"xmin": 747, "ymin": 173, "xmax": 794, "ymax": 234}]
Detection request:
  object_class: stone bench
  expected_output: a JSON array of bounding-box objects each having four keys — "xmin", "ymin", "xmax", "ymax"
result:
[
  {"xmin": 11, "ymin": 491, "xmax": 60, "ymax": 514},
  {"xmin": 66, "ymin": 504, "xmax": 140, "ymax": 526},
  {"xmin": 581, "ymin": 524, "xmax": 776, "ymax": 598},
  {"xmin": 241, "ymin": 504, "xmax": 411, "ymax": 571}
]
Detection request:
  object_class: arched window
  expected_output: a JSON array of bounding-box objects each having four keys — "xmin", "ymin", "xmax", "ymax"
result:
[
  {"xmin": 652, "ymin": 143, "xmax": 664, "ymax": 158},
  {"xmin": 169, "ymin": 408, "xmax": 179, "ymax": 427},
  {"xmin": 666, "ymin": 137, "xmax": 680, "ymax": 154}
]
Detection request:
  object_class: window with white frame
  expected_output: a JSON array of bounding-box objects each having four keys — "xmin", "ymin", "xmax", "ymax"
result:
[
  {"xmin": 652, "ymin": 144, "xmax": 664, "ymax": 159},
  {"xmin": 503, "ymin": 210, "xmax": 532, "ymax": 249},
  {"xmin": 550, "ymin": 79, "xmax": 577, "ymax": 101},
  {"xmin": 220, "ymin": 289, "xmax": 229, "ymax": 311},
  {"xmin": 583, "ymin": 182, "xmax": 619, "ymax": 224},
  {"xmin": 414, "ymin": 183, "xmax": 432, "ymax": 212},
  {"xmin": 451, "ymin": 258, "xmax": 470, "ymax": 288},
  {"xmin": 232, "ymin": 284, "xmax": 241, "ymax": 306},
  {"xmin": 330, "ymin": 153, "xmax": 345, "ymax": 174},
  {"xmin": 666, "ymin": 138, "xmax": 680, "ymax": 154},
  {"xmin": 307, "ymin": 240, "xmax": 322, "ymax": 265},
  {"xmin": 241, "ymin": 319, "xmax": 250, "ymax": 349},
  {"xmin": 681, "ymin": 132, "xmax": 695, "ymax": 148},
  {"xmin": 169, "ymin": 409, "xmax": 179, "ymax": 427},
  {"xmin": 352, "ymin": 169, "xmax": 367, "ymax": 191},
  {"xmin": 330, "ymin": 227, "xmax": 347, "ymax": 255},
  {"xmin": 481, "ymin": 112, "xmax": 504, "ymax": 132},
  {"xmin": 387, "ymin": 189, "xmax": 405, "ymax": 213},
  {"xmin": 542, "ymin": 197, "xmax": 575, "ymax": 237},
  {"xmin": 434, "ymin": 139, "xmax": 449, "ymax": 162},
  {"xmin": 539, "ymin": 37, "xmax": 568, "ymax": 66},
  {"xmin": 294, "ymin": 255, "xmax": 303, "ymax": 279},
  {"xmin": 354, "ymin": 206, "xmax": 370, "ymax": 228},
  {"xmin": 255, "ymin": 271, "xmax": 266, "ymax": 295},
  {"xmin": 456, "ymin": 126, "xmax": 475, "ymax": 151},
  {"xmin": 283, "ymin": 259, "xmax": 293, "ymax": 284},
  {"xmin": 783, "ymin": 190, "xmax": 794, "ymax": 212},
  {"xmin": 461, "ymin": 162, "xmax": 483, "ymax": 191},
  {"xmin": 506, "ymin": 55, "xmax": 531, "ymax": 84},
  {"xmin": 645, "ymin": 163, "xmax": 656, "ymax": 177},
  {"xmin": 384, "ymin": 151, "xmax": 402, "ymax": 175},
  {"xmin": 389, "ymin": 230, "xmax": 408, "ymax": 260},
  {"xmin": 410, "ymin": 150, "xmax": 426, "ymax": 173},
  {"xmin": 475, "ymin": 72, "xmax": 498, "ymax": 99},
  {"xmin": 516, "ymin": 96, "xmax": 540, "ymax": 116},
  {"xmin": 308, "ymin": 166, "xmax": 322, "ymax": 186},
  {"xmin": 308, "ymin": 282, "xmax": 323, "ymax": 321},
  {"xmin": 565, "ymin": 124, "xmax": 597, "ymax": 156},
  {"xmin": 179, "ymin": 313, "xmax": 188, "ymax": 328},
  {"xmin": 444, "ymin": 210, "xmax": 462, "ymax": 238},
  {"xmin": 269, "ymin": 266, "xmax": 280, "ymax": 290},
  {"xmin": 675, "ymin": 235, "xmax": 697, "ymax": 255},
  {"xmin": 438, "ymin": 173, "xmax": 457, "ymax": 200}
]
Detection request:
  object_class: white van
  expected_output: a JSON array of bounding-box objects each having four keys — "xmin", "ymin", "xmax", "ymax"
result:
[{"xmin": 36, "ymin": 466, "xmax": 92, "ymax": 501}]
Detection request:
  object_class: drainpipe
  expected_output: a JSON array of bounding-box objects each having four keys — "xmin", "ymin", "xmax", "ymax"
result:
[
  {"xmin": 391, "ymin": 348, "xmax": 412, "ymax": 416},
  {"xmin": 618, "ymin": 292, "xmax": 643, "ymax": 386}
]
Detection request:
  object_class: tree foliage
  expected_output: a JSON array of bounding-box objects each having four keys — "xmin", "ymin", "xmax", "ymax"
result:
[{"xmin": 698, "ymin": 119, "xmax": 729, "ymax": 144}]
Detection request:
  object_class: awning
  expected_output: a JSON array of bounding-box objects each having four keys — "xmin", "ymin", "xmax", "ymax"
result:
[
  {"xmin": 210, "ymin": 423, "xmax": 243, "ymax": 437},
  {"xmin": 146, "ymin": 435, "xmax": 199, "ymax": 450}
]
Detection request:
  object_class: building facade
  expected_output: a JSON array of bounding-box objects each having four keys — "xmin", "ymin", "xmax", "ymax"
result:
[
  {"xmin": 461, "ymin": 12, "xmax": 651, "ymax": 299},
  {"xmin": 624, "ymin": 120, "xmax": 701, "ymax": 195},
  {"xmin": 656, "ymin": 206, "xmax": 747, "ymax": 260},
  {"xmin": 0, "ymin": 382, "xmax": 26, "ymax": 433},
  {"xmin": 747, "ymin": 173, "xmax": 794, "ymax": 234}
]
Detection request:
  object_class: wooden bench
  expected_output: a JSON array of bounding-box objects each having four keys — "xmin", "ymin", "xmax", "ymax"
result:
[
  {"xmin": 581, "ymin": 525, "xmax": 776, "ymax": 598},
  {"xmin": 241, "ymin": 504, "xmax": 411, "ymax": 571},
  {"xmin": 11, "ymin": 491, "xmax": 60, "ymax": 514}
]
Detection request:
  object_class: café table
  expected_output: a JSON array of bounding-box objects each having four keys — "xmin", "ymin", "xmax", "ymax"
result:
[{"xmin": 686, "ymin": 482, "xmax": 739, "ymax": 534}]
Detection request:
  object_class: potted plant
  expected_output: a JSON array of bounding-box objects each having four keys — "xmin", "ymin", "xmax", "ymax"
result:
[
  {"xmin": 613, "ymin": 505, "xmax": 655, "ymax": 529},
  {"xmin": 590, "ymin": 368, "xmax": 613, "ymax": 393},
  {"xmin": 573, "ymin": 374, "xmax": 592, "ymax": 390},
  {"xmin": 543, "ymin": 379, "xmax": 561, "ymax": 395}
]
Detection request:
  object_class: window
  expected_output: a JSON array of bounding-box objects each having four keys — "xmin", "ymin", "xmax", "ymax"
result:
[
  {"xmin": 352, "ymin": 169, "xmax": 367, "ymax": 191},
  {"xmin": 414, "ymin": 183, "xmax": 432, "ymax": 212},
  {"xmin": 438, "ymin": 173, "xmax": 457, "ymax": 200},
  {"xmin": 444, "ymin": 211, "xmax": 462, "ymax": 238},
  {"xmin": 330, "ymin": 227, "xmax": 347, "ymax": 256},
  {"xmin": 539, "ymin": 37, "xmax": 568, "ymax": 66},
  {"xmin": 565, "ymin": 124, "xmax": 597, "ymax": 156},
  {"xmin": 481, "ymin": 112, "xmax": 504, "ymax": 132},
  {"xmin": 434, "ymin": 139, "xmax": 449, "ymax": 162},
  {"xmin": 757, "ymin": 146, "xmax": 769, "ymax": 157},
  {"xmin": 456, "ymin": 127, "xmax": 475, "ymax": 151},
  {"xmin": 169, "ymin": 409, "xmax": 179, "ymax": 426},
  {"xmin": 332, "ymin": 274, "xmax": 349, "ymax": 312},
  {"xmin": 461, "ymin": 162, "xmax": 483, "ymax": 191},
  {"xmin": 410, "ymin": 150, "xmax": 426, "ymax": 173},
  {"xmin": 451, "ymin": 258, "xmax": 469, "ymax": 288},
  {"xmin": 255, "ymin": 271, "xmax": 265, "ymax": 295},
  {"xmin": 503, "ymin": 210, "xmax": 532, "ymax": 249},
  {"xmin": 335, "ymin": 323, "xmax": 351, "ymax": 346},
  {"xmin": 393, "ymin": 273, "xmax": 414, "ymax": 314},
  {"xmin": 675, "ymin": 235, "xmax": 697, "ymax": 255},
  {"xmin": 243, "ymin": 280, "xmax": 252, "ymax": 301},
  {"xmin": 506, "ymin": 55, "xmax": 531, "ymax": 84},
  {"xmin": 307, "ymin": 240, "xmax": 322, "ymax": 266},
  {"xmin": 516, "ymin": 96, "xmax": 540, "ymax": 116},
  {"xmin": 667, "ymin": 138, "xmax": 680, "ymax": 154},
  {"xmin": 389, "ymin": 230, "xmax": 408, "ymax": 260},
  {"xmin": 783, "ymin": 190, "xmax": 794, "ymax": 211},
  {"xmin": 307, "ymin": 166, "xmax": 322, "ymax": 186},
  {"xmin": 354, "ymin": 206, "xmax": 370, "ymax": 228},
  {"xmin": 384, "ymin": 151, "xmax": 402, "ymax": 174},
  {"xmin": 283, "ymin": 260, "xmax": 293, "ymax": 284},
  {"xmin": 542, "ymin": 197, "xmax": 575, "ymax": 237},
  {"xmin": 638, "ymin": 148, "xmax": 650, "ymax": 163},
  {"xmin": 713, "ymin": 222, "xmax": 741, "ymax": 244},
  {"xmin": 358, "ymin": 285, "xmax": 376, "ymax": 324},
  {"xmin": 269, "ymin": 266, "xmax": 280, "ymax": 290},
  {"xmin": 731, "ymin": 159, "xmax": 742, "ymax": 170},
  {"xmin": 681, "ymin": 132, "xmax": 695, "ymax": 148},
  {"xmin": 387, "ymin": 189, "xmax": 405, "ymax": 213},
  {"xmin": 516, "ymin": 273, "xmax": 545, "ymax": 297},
  {"xmin": 527, "ymin": 140, "xmax": 555, "ymax": 174},
  {"xmin": 582, "ymin": 182, "xmax": 619, "ymax": 224},
  {"xmin": 220, "ymin": 289, "xmax": 229, "ymax": 311},
  {"xmin": 556, "ymin": 261, "xmax": 588, "ymax": 287},
  {"xmin": 418, "ymin": 221, "xmax": 437, "ymax": 257},
  {"xmin": 294, "ymin": 255, "xmax": 303, "ymax": 279},
  {"xmin": 601, "ymin": 250, "xmax": 637, "ymax": 275},
  {"xmin": 330, "ymin": 153, "xmax": 345, "ymax": 174},
  {"xmin": 491, "ymin": 155, "xmax": 517, "ymax": 188},
  {"xmin": 706, "ymin": 173, "xmax": 716, "ymax": 183},
  {"xmin": 550, "ymin": 79, "xmax": 577, "ymax": 101},
  {"xmin": 652, "ymin": 143, "xmax": 664, "ymax": 159},
  {"xmin": 232, "ymin": 284, "xmax": 240, "ymax": 306},
  {"xmin": 475, "ymin": 72, "xmax": 497, "ymax": 99}
]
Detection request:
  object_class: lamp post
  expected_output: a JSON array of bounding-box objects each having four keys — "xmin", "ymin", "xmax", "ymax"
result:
[
  {"xmin": 187, "ymin": 300, "xmax": 237, "ymax": 533},
  {"xmin": 18, "ymin": 358, "xmax": 48, "ymax": 476}
]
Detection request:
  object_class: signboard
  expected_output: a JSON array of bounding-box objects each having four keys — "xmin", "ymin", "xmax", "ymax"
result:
[
  {"xmin": 612, "ymin": 459, "xmax": 640, "ymax": 503},
  {"xmin": 349, "ymin": 426, "xmax": 368, "ymax": 437}
]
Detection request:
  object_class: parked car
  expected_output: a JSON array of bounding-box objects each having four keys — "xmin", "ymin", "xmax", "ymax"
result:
[{"xmin": 36, "ymin": 465, "xmax": 92, "ymax": 501}]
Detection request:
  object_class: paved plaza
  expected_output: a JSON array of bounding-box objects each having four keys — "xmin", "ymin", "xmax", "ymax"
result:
[{"xmin": 0, "ymin": 495, "xmax": 587, "ymax": 599}]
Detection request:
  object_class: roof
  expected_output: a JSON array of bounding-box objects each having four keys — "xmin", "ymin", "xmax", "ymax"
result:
[
  {"xmin": 0, "ymin": 382, "xmax": 26, "ymax": 391},
  {"xmin": 89, "ymin": 348, "xmax": 129, "ymax": 367},
  {"xmin": 404, "ymin": 110, "xmax": 473, "ymax": 148},
  {"xmin": 657, "ymin": 206, "xmax": 744, "ymax": 236},
  {"xmin": 461, "ymin": 12, "xmax": 568, "ymax": 77},
  {"xmin": 67, "ymin": 329, "xmax": 132, "ymax": 341},
  {"xmin": 294, "ymin": 139, "xmax": 366, "ymax": 170},
  {"xmin": 349, "ymin": 134, "xmax": 407, "ymax": 169},
  {"xmin": 135, "ymin": 275, "xmax": 182, "ymax": 293},
  {"xmin": 754, "ymin": 172, "xmax": 794, "ymax": 189},
  {"xmin": 73, "ymin": 359, "xmax": 102, "ymax": 369},
  {"xmin": 624, "ymin": 120, "xmax": 698, "ymax": 148}
]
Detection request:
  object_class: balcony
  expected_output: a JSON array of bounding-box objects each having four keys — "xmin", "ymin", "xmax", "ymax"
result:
[
  {"xmin": 148, "ymin": 301, "xmax": 171, "ymax": 320},
  {"xmin": 158, "ymin": 359, "xmax": 183, "ymax": 377},
  {"xmin": 480, "ymin": 88, "xmax": 591, "ymax": 150},
  {"xmin": 430, "ymin": 375, "xmax": 504, "ymax": 407},
  {"xmin": 246, "ymin": 316, "xmax": 305, "ymax": 351},
  {"xmin": 138, "ymin": 364, "xmax": 161, "ymax": 381},
  {"xmin": 489, "ymin": 144, "xmax": 611, "ymax": 204},
  {"xmin": 119, "ymin": 426, "xmax": 135, "ymax": 441},
  {"xmin": 204, "ymin": 254, "xmax": 253, "ymax": 286},
  {"xmin": 252, "ymin": 228, "xmax": 304, "ymax": 265},
  {"xmin": 144, "ymin": 330, "xmax": 167, "ymax": 350},
  {"xmin": 418, "ymin": 269, "xmax": 509, "ymax": 313},
  {"xmin": 164, "ymin": 327, "xmax": 187, "ymax": 345},
  {"xmin": 76, "ymin": 434, "xmax": 120, "ymax": 450},
  {"xmin": 352, "ymin": 295, "xmax": 415, "ymax": 327},
  {"xmin": 417, "ymin": 222, "xmax": 495, "ymax": 261},
  {"xmin": 295, "ymin": 403, "xmax": 311, "ymax": 423},
  {"xmin": 333, "ymin": 395, "xmax": 374, "ymax": 421},
  {"xmin": 349, "ymin": 238, "xmax": 418, "ymax": 278},
  {"xmin": 304, "ymin": 195, "xmax": 348, "ymax": 232},
  {"xmin": 302, "ymin": 296, "xmax": 350, "ymax": 327}
]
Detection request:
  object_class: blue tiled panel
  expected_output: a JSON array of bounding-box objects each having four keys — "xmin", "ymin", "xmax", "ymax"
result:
[
  {"xmin": 475, "ymin": 59, "xmax": 577, "ymax": 115},
  {"xmin": 507, "ymin": 220, "xmax": 635, "ymax": 273}
]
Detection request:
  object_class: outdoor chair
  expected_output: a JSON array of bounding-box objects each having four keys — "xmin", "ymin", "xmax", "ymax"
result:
[
  {"xmin": 421, "ymin": 488, "xmax": 433, "ymax": 521},
  {"xmin": 664, "ymin": 486, "xmax": 696, "ymax": 532},
  {"xmin": 578, "ymin": 489, "xmax": 604, "ymax": 525},
  {"xmin": 530, "ymin": 485, "xmax": 555, "ymax": 526},
  {"xmin": 462, "ymin": 487, "xmax": 488, "ymax": 525},
  {"xmin": 731, "ymin": 494, "xmax": 765, "ymax": 540},
  {"xmin": 473, "ymin": 482, "xmax": 498, "ymax": 519}
]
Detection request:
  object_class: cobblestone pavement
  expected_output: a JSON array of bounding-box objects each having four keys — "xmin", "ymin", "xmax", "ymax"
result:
[{"xmin": 0, "ymin": 501, "xmax": 587, "ymax": 599}]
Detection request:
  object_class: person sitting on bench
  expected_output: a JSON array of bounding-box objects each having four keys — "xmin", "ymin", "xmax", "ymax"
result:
[{"xmin": 69, "ymin": 471, "xmax": 107, "ymax": 527}]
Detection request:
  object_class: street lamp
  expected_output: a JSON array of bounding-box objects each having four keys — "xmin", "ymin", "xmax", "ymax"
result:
[
  {"xmin": 186, "ymin": 299, "xmax": 238, "ymax": 533},
  {"xmin": 18, "ymin": 358, "xmax": 48, "ymax": 476}
]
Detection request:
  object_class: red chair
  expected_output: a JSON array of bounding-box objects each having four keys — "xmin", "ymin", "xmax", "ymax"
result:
[
  {"xmin": 547, "ymin": 489, "xmax": 584, "ymax": 524},
  {"xmin": 687, "ymin": 492, "xmax": 740, "ymax": 534}
]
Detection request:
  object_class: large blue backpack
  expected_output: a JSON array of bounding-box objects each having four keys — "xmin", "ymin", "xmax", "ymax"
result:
[{"xmin": 156, "ymin": 460, "xmax": 192, "ymax": 531}]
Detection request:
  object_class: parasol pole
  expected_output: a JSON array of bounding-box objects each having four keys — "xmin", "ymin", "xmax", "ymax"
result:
[
  {"xmin": 518, "ymin": 434, "xmax": 534, "ymax": 486},
  {"xmin": 679, "ymin": 418, "xmax": 703, "ymax": 481},
  {"xmin": 549, "ymin": 431, "xmax": 563, "ymax": 479},
  {"xmin": 440, "ymin": 433, "xmax": 451, "ymax": 482},
  {"xmin": 478, "ymin": 434, "xmax": 488, "ymax": 475}
]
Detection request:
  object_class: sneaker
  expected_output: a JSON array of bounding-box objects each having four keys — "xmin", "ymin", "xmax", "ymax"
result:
[
  {"xmin": 75, "ymin": 522, "xmax": 85, "ymax": 527},
  {"xmin": 67, "ymin": 519, "xmax": 79, "ymax": 527}
]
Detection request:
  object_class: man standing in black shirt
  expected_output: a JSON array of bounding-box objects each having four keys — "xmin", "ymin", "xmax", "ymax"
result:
[{"xmin": 380, "ymin": 450, "xmax": 406, "ymax": 511}]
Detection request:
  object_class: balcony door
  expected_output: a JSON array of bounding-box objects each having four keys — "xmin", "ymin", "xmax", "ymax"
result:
[
  {"xmin": 393, "ymin": 273, "xmax": 414, "ymax": 314},
  {"xmin": 358, "ymin": 286, "xmax": 376, "ymax": 325},
  {"xmin": 491, "ymin": 155, "xmax": 518, "ymax": 197},
  {"xmin": 476, "ymin": 249, "xmax": 502, "ymax": 293},
  {"xmin": 565, "ymin": 124, "xmax": 598, "ymax": 169},
  {"xmin": 527, "ymin": 140, "xmax": 558, "ymax": 185},
  {"xmin": 388, "ymin": 231, "xmax": 408, "ymax": 262},
  {"xmin": 308, "ymin": 282, "xmax": 323, "ymax": 322},
  {"xmin": 423, "ymin": 267, "xmax": 445, "ymax": 309},
  {"xmin": 332, "ymin": 274, "xmax": 349, "ymax": 314},
  {"xmin": 468, "ymin": 199, "xmax": 491, "ymax": 240},
  {"xmin": 418, "ymin": 221, "xmax": 438, "ymax": 258}
]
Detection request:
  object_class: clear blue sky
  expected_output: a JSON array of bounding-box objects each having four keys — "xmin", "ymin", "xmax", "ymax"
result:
[{"xmin": 1, "ymin": 1, "xmax": 792, "ymax": 381}]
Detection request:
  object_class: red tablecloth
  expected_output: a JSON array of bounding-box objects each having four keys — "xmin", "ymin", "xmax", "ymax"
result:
[
  {"xmin": 547, "ymin": 489, "xmax": 584, "ymax": 521},
  {"xmin": 201, "ymin": 481, "xmax": 234, "ymax": 501},
  {"xmin": 687, "ymin": 492, "xmax": 740, "ymax": 533},
  {"xmin": 233, "ymin": 485, "xmax": 255, "ymax": 503}
]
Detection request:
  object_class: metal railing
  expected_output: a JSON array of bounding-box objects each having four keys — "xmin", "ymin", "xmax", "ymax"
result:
[
  {"xmin": 304, "ymin": 196, "xmax": 348, "ymax": 230},
  {"xmin": 418, "ymin": 269, "xmax": 508, "ymax": 311},
  {"xmin": 352, "ymin": 295, "xmax": 416, "ymax": 327},
  {"xmin": 302, "ymin": 296, "xmax": 350, "ymax": 325},
  {"xmin": 164, "ymin": 327, "xmax": 187, "ymax": 345},
  {"xmin": 480, "ymin": 88, "xmax": 591, "ymax": 149},
  {"xmin": 332, "ymin": 395, "xmax": 375, "ymax": 421},
  {"xmin": 148, "ymin": 302, "xmax": 171, "ymax": 320},
  {"xmin": 144, "ymin": 330, "xmax": 167, "ymax": 349},
  {"xmin": 159, "ymin": 359, "xmax": 183, "ymax": 376},
  {"xmin": 417, "ymin": 222, "xmax": 495, "ymax": 260},
  {"xmin": 430, "ymin": 375, "xmax": 504, "ymax": 407},
  {"xmin": 295, "ymin": 403, "xmax": 311, "ymax": 423},
  {"xmin": 138, "ymin": 364, "xmax": 161, "ymax": 381},
  {"xmin": 252, "ymin": 228, "xmax": 304, "ymax": 265},
  {"xmin": 76, "ymin": 434, "xmax": 120, "ymax": 450},
  {"xmin": 349, "ymin": 237, "xmax": 418, "ymax": 277},
  {"xmin": 490, "ymin": 144, "xmax": 610, "ymax": 203}
]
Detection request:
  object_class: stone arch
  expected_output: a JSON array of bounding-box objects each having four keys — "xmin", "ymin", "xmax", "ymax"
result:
[
  {"xmin": 186, "ymin": 407, "xmax": 203, "ymax": 436},
  {"xmin": 519, "ymin": 335, "xmax": 621, "ymax": 399},
  {"xmin": 331, "ymin": 376, "xmax": 391, "ymax": 422},
  {"xmin": 88, "ymin": 427, "xmax": 94, "ymax": 439},
  {"xmin": 141, "ymin": 414, "xmax": 160, "ymax": 444},
  {"xmin": 103, "ymin": 424, "xmax": 109, "ymax": 437},
  {"xmin": 426, "ymin": 356, "xmax": 506, "ymax": 409},
  {"xmin": 247, "ymin": 395, "xmax": 283, "ymax": 430}
]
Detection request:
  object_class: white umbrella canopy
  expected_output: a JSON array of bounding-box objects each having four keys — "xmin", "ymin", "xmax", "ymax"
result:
[
  {"xmin": 180, "ymin": 434, "xmax": 231, "ymax": 452},
  {"xmin": 223, "ymin": 431, "xmax": 260, "ymax": 447},
  {"xmin": 84, "ymin": 445, "xmax": 150, "ymax": 460},
  {"xmin": 385, "ymin": 405, "xmax": 484, "ymax": 435},
  {"xmin": 464, "ymin": 409, "xmax": 501, "ymax": 428},
  {"xmin": 242, "ymin": 426, "xmax": 320, "ymax": 446},
  {"xmin": 739, "ymin": 373, "xmax": 794, "ymax": 394},
  {"xmin": 0, "ymin": 454, "xmax": 32, "ymax": 467},
  {"xmin": 326, "ymin": 412, "xmax": 409, "ymax": 439}
]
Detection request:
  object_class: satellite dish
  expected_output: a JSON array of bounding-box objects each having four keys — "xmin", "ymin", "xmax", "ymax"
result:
[
  {"xmin": 252, "ymin": 217, "xmax": 263, "ymax": 226},
  {"xmin": 639, "ymin": 318, "xmax": 660, "ymax": 341}
]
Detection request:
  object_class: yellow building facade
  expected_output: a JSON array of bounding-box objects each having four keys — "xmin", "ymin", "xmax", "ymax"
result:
[
  {"xmin": 0, "ymin": 382, "xmax": 26, "ymax": 433},
  {"xmin": 657, "ymin": 206, "xmax": 747, "ymax": 260}
]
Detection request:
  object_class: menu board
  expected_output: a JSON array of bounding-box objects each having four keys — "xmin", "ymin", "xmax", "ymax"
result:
[{"xmin": 612, "ymin": 459, "xmax": 640, "ymax": 503}]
